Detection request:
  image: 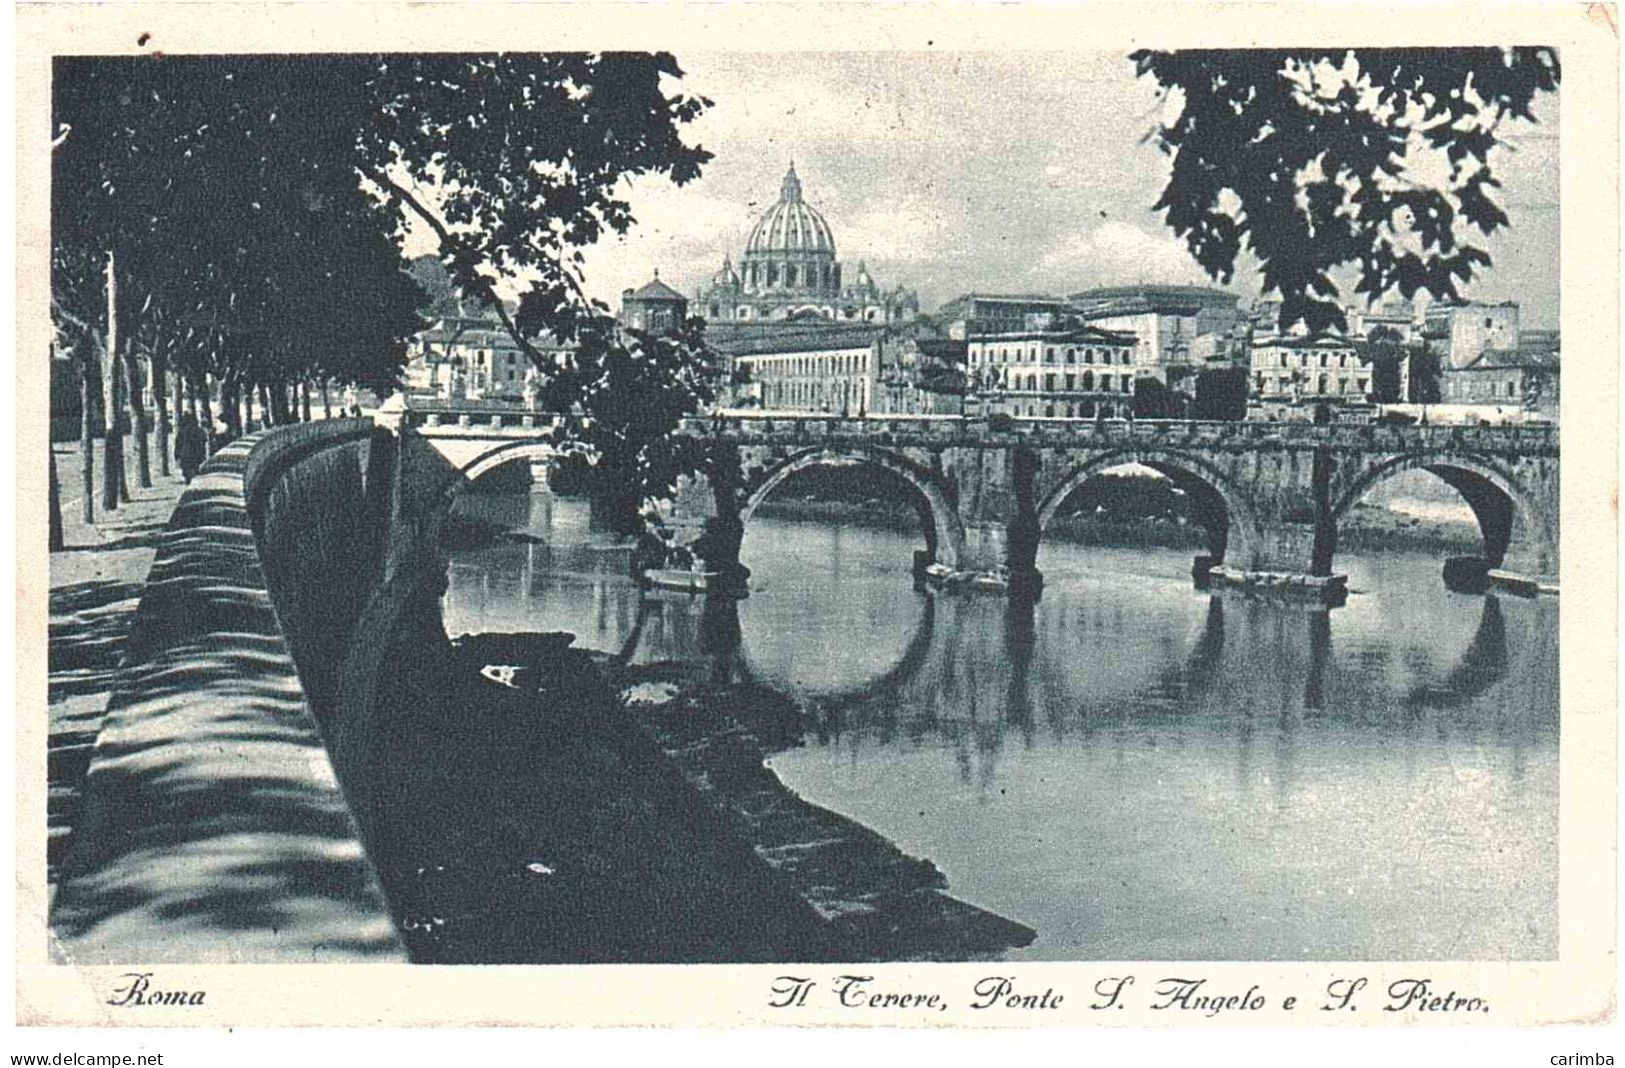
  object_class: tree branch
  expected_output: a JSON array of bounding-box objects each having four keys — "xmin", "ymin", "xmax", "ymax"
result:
[{"xmin": 364, "ymin": 165, "xmax": 588, "ymax": 372}]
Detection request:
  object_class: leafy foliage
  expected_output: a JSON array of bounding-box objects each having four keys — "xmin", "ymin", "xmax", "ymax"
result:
[
  {"xmin": 358, "ymin": 53, "xmax": 712, "ymax": 351},
  {"xmin": 1131, "ymin": 48, "xmax": 1559, "ymax": 334},
  {"xmin": 1192, "ymin": 367, "xmax": 1249, "ymax": 420},
  {"xmin": 53, "ymin": 52, "xmax": 721, "ymax": 525},
  {"xmin": 540, "ymin": 316, "xmax": 724, "ymax": 536},
  {"xmin": 53, "ymin": 56, "xmax": 427, "ymax": 398},
  {"xmin": 1407, "ymin": 345, "xmax": 1444, "ymax": 404},
  {"xmin": 1132, "ymin": 376, "xmax": 1186, "ymax": 419},
  {"xmin": 53, "ymin": 53, "xmax": 712, "ymax": 394},
  {"xmin": 1355, "ymin": 324, "xmax": 1408, "ymax": 402}
]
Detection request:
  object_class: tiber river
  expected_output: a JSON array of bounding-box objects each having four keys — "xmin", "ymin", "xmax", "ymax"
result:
[{"xmin": 443, "ymin": 491, "xmax": 1558, "ymax": 962}]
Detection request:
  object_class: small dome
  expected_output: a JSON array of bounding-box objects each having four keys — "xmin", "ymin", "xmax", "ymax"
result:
[
  {"xmin": 744, "ymin": 164, "xmax": 836, "ymax": 258},
  {"xmin": 712, "ymin": 254, "xmax": 740, "ymax": 287}
]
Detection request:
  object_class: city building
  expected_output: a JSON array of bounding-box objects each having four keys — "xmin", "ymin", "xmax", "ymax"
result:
[
  {"xmin": 965, "ymin": 325, "xmax": 1140, "ymax": 418},
  {"xmin": 1441, "ymin": 328, "xmax": 1560, "ymax": 420},
  {"xmin": 1068, "ymin": 284, "xmax": 1244, "ymax": 385},
  {"xmin": 1247, "ymin": 330, "xmax": 1372, "ymax": 420},
  {"xmin": 936, "ymin": 294, "xmax": 1076, "ymax": 340},
  {"xmin": 710, "ymin": 320, "xmax": 891, "ymax": 413},
  {"xmin": 619, "ymin": 272, "xmax": 689, "ymax": 333},
  {"xmin": 875, "ymin": 336, "xmax": 968, "ymax": 415},
  {"xmin": 695, "ymin": 164, "xmax": 920, "ymax": 325},
  {"xmin": 406, "ymin": 307, "xmax": 573, "ymax": 401},
  {"xmin": 1346, "ymin": 297, "xmax": 1421, "ymax": 343},
  {"xmin": 1422, "ymin": 299, "xmax": 1521, "ymax": 368}
]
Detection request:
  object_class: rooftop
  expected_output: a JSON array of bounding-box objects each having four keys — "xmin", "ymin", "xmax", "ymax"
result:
[
  {"xmin": 627, "ymin": 273, "xmax": 688, "ymax": 303},
  {"xmin": 967, "ymin": 325, "xmax": 1138, "ymax": 345},
  {"xmin": 707, "ymin": 320, "xmax": 890, "ymax": 357}
]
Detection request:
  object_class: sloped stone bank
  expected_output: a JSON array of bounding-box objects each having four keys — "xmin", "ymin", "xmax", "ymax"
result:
[
  {"xmin": 608, "ymin": 661, "xmax": 1037, "ymax": 960},
  {"xmin": 363, "ymin": 627, "xmax": 836, "ymax": 962}
]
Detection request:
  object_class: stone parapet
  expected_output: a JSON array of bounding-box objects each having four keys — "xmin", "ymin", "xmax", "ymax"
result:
[{"xmin": 50, "ymin": 421, "xmax": 407, "ymax": 964}]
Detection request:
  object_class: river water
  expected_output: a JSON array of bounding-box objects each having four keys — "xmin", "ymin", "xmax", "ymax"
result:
[{"xmin": 443, "ymin": 492, "xmax": 1559, "ymax": 961}]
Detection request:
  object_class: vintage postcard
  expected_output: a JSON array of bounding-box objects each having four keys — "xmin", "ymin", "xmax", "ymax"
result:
[{"xmin": 12, "ymin": 0, "xmax": 1618, "ymax": 1043}]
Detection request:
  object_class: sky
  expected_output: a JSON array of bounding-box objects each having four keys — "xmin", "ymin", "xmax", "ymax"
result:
[{"xmin": 571, "ymin": 51, "xmax": 1561, "ymax": 327}]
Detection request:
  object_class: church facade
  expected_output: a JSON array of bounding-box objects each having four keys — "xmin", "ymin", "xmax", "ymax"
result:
[{"xmin": 696, "ymin": 164, "xmax": 919, "ymax": 325}]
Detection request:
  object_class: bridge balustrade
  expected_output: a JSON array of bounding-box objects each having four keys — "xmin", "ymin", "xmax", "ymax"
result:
[{"xmin": 414, "ymin": 400, "xmax": 1555, "ymax": 468}]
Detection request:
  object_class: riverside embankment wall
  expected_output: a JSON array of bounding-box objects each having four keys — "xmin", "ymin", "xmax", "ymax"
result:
[{"xmin": 51, "ymin": 422, "xmax": 409, "ymax": 963}]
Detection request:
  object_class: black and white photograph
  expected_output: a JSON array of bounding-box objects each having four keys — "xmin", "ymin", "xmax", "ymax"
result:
[{"xmin": 16, "ymin": 1, "xmax": 1617, "ymax": 1042}]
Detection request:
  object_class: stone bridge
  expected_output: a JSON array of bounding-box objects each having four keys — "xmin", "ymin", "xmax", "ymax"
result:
[{"xmin": 380, "ymin": 399, "xmax": 1559, "ymax": 597}]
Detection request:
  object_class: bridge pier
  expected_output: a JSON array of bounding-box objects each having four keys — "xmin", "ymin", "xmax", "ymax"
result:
[
  {"xmin": 957, "ymin": 521, "xmax": 1044, "ymax": 596},
  {"xmin": 1210, "ymin": 520, "xmax": 1349, "ymax": 604},
  {"xmin": 527, "ymin": 459, "xmax": 554, "ymax": 534}
]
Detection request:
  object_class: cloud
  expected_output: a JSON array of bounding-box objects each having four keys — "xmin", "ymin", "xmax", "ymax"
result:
[
  {"xmin": 1037, "ymin": 221, "xmax": 1211, "ymax": 290},
  {"xmin": 420, "ymin": 51, "xmax": 1557, "ymax": 327}
]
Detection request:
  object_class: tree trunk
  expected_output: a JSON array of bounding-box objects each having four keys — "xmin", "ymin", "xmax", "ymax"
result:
[
  {"xmin": 301, "ymin": 380, "xmax": 312, "ymax": 422},
  {"xmin": 221, "ymin": 373, "xmax": 243, "ymax": 439},
  {"xmin": 49, "ymin": 440, "xmax": 64, "ymax": 551},
  {"xmin": 197, "ymin": 373, "xmax": 217, "ymax": 454},
  {"xmin": 321, "ymin": 381, "xmax": 332, "ymax": 419},
  {"xmin": 109, "ymin": 342, "xmax": 130, "ymax": 505},
  {"xmin": 245, "ymin": 382, "xmax": 257, "ymax": 431},
  {"xmin": 101, "ymin": 254, "xmax": 120, "ymax": 512},
  {"xmin": 126, "ymin": 349, "xmax": 152, "ymax": 489},
  {"xmin": 78, "ymin": 340, "xmax": 98, "ymax": 525},
  {"xmin": 152, "ymin": 348, "xmax": 171, "ymax": 478}
]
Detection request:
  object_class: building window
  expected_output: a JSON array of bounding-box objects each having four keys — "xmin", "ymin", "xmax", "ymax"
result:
[
  {"xmin": 1065, "ymin": 373, "xmax": 1075, "ymax": 390},
  {"xmin": 1085, "ymin": 349, "xmax": 1095, "ymax": 364},
  {"xmin": 1279, "ymin": 353, "xmax": 1288, "ymax": 368},
  {"xmin": 1066, "ymin": 348, "xmax": 1075, "ymax": 364},
  {"xmin": 1082, "ymin": 371, "xmax": 1094, "ymax": 390},
  {"xmin": 1045, "ymin": 373, "xmax": 1055, "ymax": 391}
]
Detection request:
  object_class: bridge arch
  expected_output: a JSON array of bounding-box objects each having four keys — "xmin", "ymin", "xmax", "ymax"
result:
[
  {"xmin": 740, "ymin": 445, "xmax": 966, "ymax": 569},
  {"xmin": 452, "ymin": 440, "xmax": 563, "ymax": 491},
  {"xmin": 1330, "ymin": 452, "xmax": 1557, "ymax": 575},
  {"xmin": 1036, "ymin": 448, "xmax": 1264, "ymax": 567}
]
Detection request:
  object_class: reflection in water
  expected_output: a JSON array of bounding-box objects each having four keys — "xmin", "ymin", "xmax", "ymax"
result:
[{"xmin": 443, "ymin": 500, "xmax": 1559, "ymax": 962}]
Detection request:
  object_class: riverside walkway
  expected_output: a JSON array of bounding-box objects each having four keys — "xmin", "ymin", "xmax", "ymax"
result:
[{"xmin": 47, "ymin": 442, "xmax": 188, "ymax": 890}]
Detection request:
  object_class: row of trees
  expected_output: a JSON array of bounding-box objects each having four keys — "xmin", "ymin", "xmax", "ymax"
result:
[{"xmin": 50, "ymin": 53, "xmax": 720, "ymax": 545}]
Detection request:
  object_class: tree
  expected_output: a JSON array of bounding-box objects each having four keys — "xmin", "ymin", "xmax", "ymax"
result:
[
  {"xmin": 1355, "ymin": 324, "xmax": 1408, "ymax": 402},
  {"xmin": 1132, "ymin": 48, "xmax": 1560, "ymax": 335},
  {"xmin": 539, "ymin": 316, "xmax": 724, "ymax": 537},
  {"xmin": 1132, "ymin": 376, "xmax": 1185, "ymax": 419},
  {"xmin": 54, "ymin": 54, "xmax": 714, "ymax": 502},
  {"xmin": 353, "ymin": 53, "xmax": 711, "ymax": 360},
  {"xmin": 1192, "ymin": 367, "xmax": 1249, "ymax": 420},
  {"xmin": 1407, "ymin": 344, "xmax": 1444, "ymax": 404},
  {"xmin": 53, "ymin": 55, "xmax": 429, "ymax": 462}
]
